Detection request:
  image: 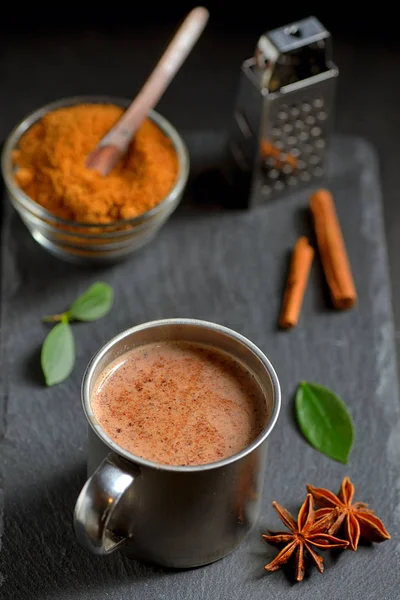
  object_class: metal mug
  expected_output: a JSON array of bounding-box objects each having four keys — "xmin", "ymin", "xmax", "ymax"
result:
[{"xmin": 74, "ymin": 318, "xmax": 281, "ymax": 568}]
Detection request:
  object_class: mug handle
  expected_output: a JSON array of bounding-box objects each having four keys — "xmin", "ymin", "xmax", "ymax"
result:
[{"xmin": 74, "ymin": 453, "xmax": 136, "ymax": 555}]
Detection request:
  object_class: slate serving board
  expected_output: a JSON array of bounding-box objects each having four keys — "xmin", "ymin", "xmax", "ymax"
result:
[{"xmin": 0, "ymin": 133, "xmax": 399, "ymax": 600}]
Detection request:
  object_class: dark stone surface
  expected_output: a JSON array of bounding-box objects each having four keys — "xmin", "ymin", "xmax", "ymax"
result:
[{"xmin": 0, "ymin": 133, "xmax": 399, "ymax": 599}]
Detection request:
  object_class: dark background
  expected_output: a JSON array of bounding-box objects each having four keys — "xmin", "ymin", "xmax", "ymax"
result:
[
  {"xmin": 0, "ymin": 5, "xmax": 396, "ymax": 37},
  {"xmin": 1, "ymin": 2, "xmax": 399, "ymax": 349}
]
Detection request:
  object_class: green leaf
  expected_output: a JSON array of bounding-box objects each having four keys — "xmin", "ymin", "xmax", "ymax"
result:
[
  {"xmin": 68, "ymin": 282, "xmax": 113, "ymax": 322},
  {"xmin": 41, "ymin": 321, "xmax": 75, "ymax": 386},
  {"xmin": 295, "ymin": 381, "xmax": 354, "ymax": 464}
]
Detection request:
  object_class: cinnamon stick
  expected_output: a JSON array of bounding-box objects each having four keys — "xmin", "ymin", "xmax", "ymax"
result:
[
  {"xmin": 310, "ymin": 189, "xmax": 357, "ymax": 310},
  {"xmin": 279, "ymin": 237, "xmax": 314, "ymax": 330}
]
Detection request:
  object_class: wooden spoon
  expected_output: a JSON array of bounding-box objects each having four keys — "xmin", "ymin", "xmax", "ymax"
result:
[{"xmin": 86, "ymin": 7, "xmax": 209, "ymax": 176}]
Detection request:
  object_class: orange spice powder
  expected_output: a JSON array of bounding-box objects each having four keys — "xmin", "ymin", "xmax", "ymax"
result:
[{"xmin": 12, "ymin": 104, "xmax": 179, "ymax": 224}]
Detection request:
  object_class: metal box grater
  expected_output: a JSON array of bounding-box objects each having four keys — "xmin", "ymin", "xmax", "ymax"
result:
[{"xmin": 224, "ymin": 16, "xmax": 339, "ymax": 208}]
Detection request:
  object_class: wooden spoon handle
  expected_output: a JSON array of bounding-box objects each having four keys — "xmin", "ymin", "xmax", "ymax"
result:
[{"xmin": 100, "ymin": 7, "xmax": 209, "ymax": 151}]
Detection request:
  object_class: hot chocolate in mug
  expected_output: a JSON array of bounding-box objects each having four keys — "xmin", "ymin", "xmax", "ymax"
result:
[{"xmin": 74, "ymin": 318, "xmax": 281, "ymax": 568}]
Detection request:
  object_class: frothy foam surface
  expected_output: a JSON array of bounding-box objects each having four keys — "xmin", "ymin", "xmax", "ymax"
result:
[{"xmin": 91, "ymin": 341, "xmax": 268, "ymax": 466}]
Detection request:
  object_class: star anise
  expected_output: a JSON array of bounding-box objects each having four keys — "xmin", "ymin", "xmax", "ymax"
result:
[
  {"xmin": 307, "ymin": 476, "xmax": 391, "ymax": 551},
  {"xmin": 263, "ymin": 493, "xmax": 349, "ymax": 582}
]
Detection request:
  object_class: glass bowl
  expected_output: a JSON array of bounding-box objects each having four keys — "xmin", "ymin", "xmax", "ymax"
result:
[{"xmin": 1, "ymin": 96, "xmax": 190, "ymax": 265}]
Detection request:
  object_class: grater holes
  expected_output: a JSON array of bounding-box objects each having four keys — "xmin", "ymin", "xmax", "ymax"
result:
[
  {"xmin": 311, "ymin": 126, "xmax": 322, "ymax": 138},
  {"xmin": 273, "ymin": 180, "xmax": 285, "ymax": 191},
  {"xmin": 263, "ymin": 93, "xmax": 328, "ymax": 195},
  {"xmin": 297, "ymin": 159, "xmax": 306, "ymax": 170},
  {"xmin": 298, "ymin": 131, "xmax": 309, "ymax": 142},
  {"xmin": 266, "ymin": 156, "xmax": 277, "ymax": 168},
  {"xmin": 282, "ymin": 164, "xmax": 293, "ymax": 175},
  {"xmin": 312, "ymin": 98, "xmax": 324, "ymax": 108}
]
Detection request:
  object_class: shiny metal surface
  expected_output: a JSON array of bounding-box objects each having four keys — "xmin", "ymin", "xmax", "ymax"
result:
[
  {"xmin": 1, "ymin": 96, "xmax": 190, "ymax": 265},
  {"xmin": 225, "ymin": 16, "xmax": 338, "ymax": 208},
  {"xmin": 74, "ymin": 318, "xmax": 281, "ymax": 568},
  {"xmin": 74, "ymin": 453, "xmax": 136, "ymax": 555}
]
